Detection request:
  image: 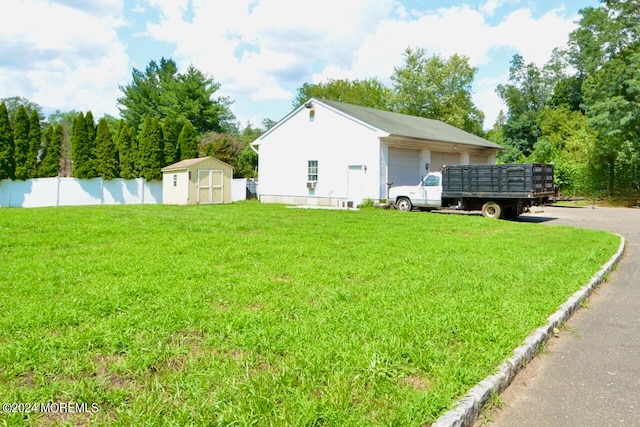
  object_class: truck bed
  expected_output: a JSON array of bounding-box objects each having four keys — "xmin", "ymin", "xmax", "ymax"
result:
[{"xmin": 440, "ymin": 163, "xmax": 555, "ymax": 199}]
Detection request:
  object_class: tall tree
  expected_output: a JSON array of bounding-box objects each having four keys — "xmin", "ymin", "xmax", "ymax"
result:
[
  {"xmin": 137, "ymin": 115, "xmax": 164, "ymax": 181},
  {"xmin": 118, "ymin": 58, "xmax": 236, "ymax": 135},
  {"xmin": 13, "ymin": 105, "xmax": 30, "ymax": 180},
  {"xmin": 26, "ymin": 109, "xmax": 42, "ymax": 178},
  {"xmin": 495, "ymin": 54, "xmax": 560, "ymax": 158},
  {"xmin": 72, "ymin": 112, "xmax": 98, "ymax": 178},
  {"xmin": 162, "ymin": 116, "xmax": 179, "ymax": 165},
  {"xmin": 293, "ymin": 78, "xmax": 391, "ymax": 110},
  {"xmin": 390, "ymin": 47, "xmax": 485, "ymax": 135},
  {"xmin": 38, "ymin": 124, "xmax": 62, "ymax": 177},
  {"xmin": 568, "ymin": 1, "xmax": 640, "ymax": 194},
  {"xmin": 118, "ymin": 122, "xmax": 138, "ymax": 179},
  {"xmin": 0, "ymin": 97, "xmax": 43, "ymax": 124},
  {"xmin": 178, "ymin": 121, "xmax": 198, "ymax": 160},
  {"xmin": 0, "ymin": 102, "xmax": 14, "ymax": 180},
  {"xmin": 95, "ymin": 118, "xmax": 119, "ymax": 180}
]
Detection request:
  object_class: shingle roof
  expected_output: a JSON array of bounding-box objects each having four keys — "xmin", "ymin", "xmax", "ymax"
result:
[
  {"xmin": 161, "ymin": 156, "xmax": 234, "ymax": 171},
  {"xmin": 318, "ymin": 99, "xmax": 502, "ymax": 149},
  {"xmin": 161, "ymin": 157, "xmax": 210, "ymax": 171}
]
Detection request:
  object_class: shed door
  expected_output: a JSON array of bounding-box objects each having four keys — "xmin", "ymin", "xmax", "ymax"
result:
[{"xmin": 197, "ymin": 169, "xmax": 224, "ymax": 204}]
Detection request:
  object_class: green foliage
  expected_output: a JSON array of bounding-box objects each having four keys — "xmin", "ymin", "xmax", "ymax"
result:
[
  {"xmin": 162, "ymin": 116, "xmax": 179, "ymax": 165},
  {"xmin": 391, "ymin": 47, "xmax": 485, "ymax": 135},
  {"xmin": 293, "ymin": 78, "xmax": 392, "ymax": 110},
  {"xmin": 0, "ymin": 102, "xmax": 15, "ymax": 180},
  {"xmin": 235, "ymin": 147, "xmax": 258, "ymax": 178},
  {"xmin": 12, "ymin": 105, "xmax": 30, "ymax": 180},
  {"xmin": 95, "ymin": 118, "xmax": 119, "ymax": 180},
  {"xmin": 0, "ymin": 96, "xmax": 43, "ymax": 124},
  {"xmin": 71, "ymin": 112, "xmax": 98, "ymax": 179},
  {"xmin": 118, "ymin": 58, "xmax": 236, "ymax": 136},
  {"xmin": 137, "ymin": 115, "xmax": 164, "ymax": 181},
  {"xmin": 117, "ymin": 122, "xmax": 138, "ymax": 179},
  {"xmin": 0, "ymin": 204, "xmax": 620, "ymax": 426},
  {"xmin": 178, "ymin": 121, "xmax": 198, "ymax": 160},
  {"xmin": 37, "ymin": 124, "xmax": 62, "ymax": 177},
  {"xmin": 199, "ymin": 132, "xmax": 243, "ymax": 167},
  {"xmin": 26, "ymin": 109, "xmax": 42, "ymax": 178}
]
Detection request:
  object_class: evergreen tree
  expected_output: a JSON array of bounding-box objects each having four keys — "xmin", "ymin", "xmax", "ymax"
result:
[
  {"xmin": 178, "ymin": 121, "xmax": 198, "ymax": 160},
  {"xmin": 38, "ymin": 124, "xmax": 62, "ymax": 177},
  {"xmin": 85, "ymin": 111, "xmax": 96, "ymax": 146},
  {"xmin": 26, "ymin": 109, "xmax": 42, "ymax": 178},
  {"xmin": 116, "ymin": 121, "xmax": 135, "ymax": 179},
  {"xmin": 162, "ymin": 116, "xmax": 179, "ymax": 165},
  {"xmin": 137, "ymin": 115, "xmax": 164, "ymax": 181},
  {"xmin": 95, "ymin": 118, "xmax": 119, "ymax": 180},
  {"xmin": 13, "ymin": 105, "xmax": 30, "ymax": 180},
  {"xmin": 71, "ymin": 112, "xmax": 97, "ymax": 178},
  {"xmin": 0, "ymin": 102, "xmax": 15, "ymax": 180}
]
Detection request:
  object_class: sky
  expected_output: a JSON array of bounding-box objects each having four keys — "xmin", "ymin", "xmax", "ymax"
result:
[{"xmin": 0, "ymin": 0, "xmax": 601, "ymax": 131}]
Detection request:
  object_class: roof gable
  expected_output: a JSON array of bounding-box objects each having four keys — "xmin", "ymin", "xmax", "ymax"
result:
[{"xmin": 161, "ymin": 156, "xmax": 233, "ymax": 172}]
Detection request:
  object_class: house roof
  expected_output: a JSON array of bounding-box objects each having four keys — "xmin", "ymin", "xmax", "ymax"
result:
[
  {"xmin": 161, "ymin": 156, "xmax": 233, "ymax": 172},
  {"xmin": 318, "ymin": 99, "xmax": 502, "ymax": 149}
]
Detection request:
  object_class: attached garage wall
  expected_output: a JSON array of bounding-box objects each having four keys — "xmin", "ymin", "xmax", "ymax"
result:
[
  {"xmin": 431, "ymin": 151, "xmax": 461, "ymax": 171},
  {"xmin": 388, "ymin": 147, "xmax": 420, "ymax": 186},
  {"xmin": 470, "ymin": 154, "xmax": 489, "ymax": 164}
]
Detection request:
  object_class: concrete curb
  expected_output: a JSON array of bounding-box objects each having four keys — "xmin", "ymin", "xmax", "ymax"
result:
[{"xmin": 432, "ymin": 234, "xmax": 626, "ymax": 427}]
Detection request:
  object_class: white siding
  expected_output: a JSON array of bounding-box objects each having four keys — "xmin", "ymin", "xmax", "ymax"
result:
[
  {"xmin": 162, "ymin": 170, "xmax": 189, "ymax": 205},
  {"xmin": 257, "ymin": 103, "xmax": 384, "ymax": 205}
]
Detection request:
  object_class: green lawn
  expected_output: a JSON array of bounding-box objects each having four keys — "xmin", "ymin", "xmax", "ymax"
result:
[{"xmin": 0, "ymin": 202, "xmax": 620, "ymax": 426}]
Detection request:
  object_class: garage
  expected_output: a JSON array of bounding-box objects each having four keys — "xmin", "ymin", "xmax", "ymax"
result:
[
  {"xmin": 430, "ymin": 151, "xmax": 462, "ymax": 171},
  {"xmin": 388, "ymin": 147, "xmax": 420, "ymax": 186},
  {"xmin": 161, "ymin": 157, "xmax": 234, "ymax": 205}
]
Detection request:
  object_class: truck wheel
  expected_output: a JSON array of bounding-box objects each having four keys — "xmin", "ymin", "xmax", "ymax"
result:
[
  {"xmin": 396, "ymin": 197, "xmax": 413, "ymax": 212},
  {"xmin": 481, "ymin": 201, "xmax": 502, "ymax": 219}
]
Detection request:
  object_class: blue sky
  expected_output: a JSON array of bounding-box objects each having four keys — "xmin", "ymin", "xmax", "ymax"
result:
[{"xmin": 1, "ymin": 0, "xmax": 600, "ymax": 130}]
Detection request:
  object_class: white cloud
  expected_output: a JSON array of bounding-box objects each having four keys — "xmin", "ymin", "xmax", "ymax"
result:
[
  {"xmin": 0, "ymin": 0, "xmax": 590, "ymax": 127},
  {"xmin": 0, "ymin": 0, "xmax": 130, "ymax": 117}
]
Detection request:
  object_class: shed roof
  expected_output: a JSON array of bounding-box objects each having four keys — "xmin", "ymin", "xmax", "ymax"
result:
[
  {"xmin": 318, "ymin": 99, "xmax": 502, "ymax": 149},
  {"xmin": 161, "ymin": 156, "xmax": 233, "ymax": 172}
]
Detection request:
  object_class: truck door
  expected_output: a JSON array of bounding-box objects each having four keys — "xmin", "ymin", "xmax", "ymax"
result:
[{"xmin": 421, "ymin": 174, "xmax": 442, "ymax": 207}]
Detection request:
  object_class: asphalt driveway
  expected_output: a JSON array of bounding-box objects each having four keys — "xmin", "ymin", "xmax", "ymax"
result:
[{"xmin": 482, "ymin": 205, "xmax": 640, "ymax": 426}]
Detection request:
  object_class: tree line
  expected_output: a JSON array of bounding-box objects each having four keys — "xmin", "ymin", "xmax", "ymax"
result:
[
  {"xmin": 0, "ymin": 58, "xmax": 262, "ymax": 182},
  {"xmin": 294, "ymin": 1, "xmax": 639, "ymax": 197},
  {"xmin": 1, "ymin": 1, "xmax": 637, "ymax": 197}
]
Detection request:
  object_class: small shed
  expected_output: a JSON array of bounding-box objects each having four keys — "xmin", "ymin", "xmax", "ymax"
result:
[{"xmin": 161, "ymin": 157, "xmax": 234, "ymax": 205}]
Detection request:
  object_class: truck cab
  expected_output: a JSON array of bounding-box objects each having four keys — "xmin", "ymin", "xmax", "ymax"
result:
[{"xmin": 388, "ymin": 172, "xmax": 443, "ymax": 211}]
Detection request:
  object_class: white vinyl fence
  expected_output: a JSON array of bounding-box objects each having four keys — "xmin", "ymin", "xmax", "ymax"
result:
[
  {"xmin": 0, "ymin": 177, "xmax": 254, "ymax": 208},
  {"xmin": 0, "ymin": 178, "xmax": 162, "ymax": 208}
]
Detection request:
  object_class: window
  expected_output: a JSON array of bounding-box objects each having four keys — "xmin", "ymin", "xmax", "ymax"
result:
[
  {"xmin": 423, "ymin": 175, "xmax": 440, "ymax": 187},
  {"xmin": 173, "ymin": 174, "xmax": 178, "ymax": 187},
  {"xmin": 308, "ymin": 160, "xmax": 318, "ymax": 182}
]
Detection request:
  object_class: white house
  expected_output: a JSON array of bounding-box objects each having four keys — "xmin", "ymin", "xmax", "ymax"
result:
[{"xmin": 252, "ymin": 98, "xmax": 503, "ymax": 207}]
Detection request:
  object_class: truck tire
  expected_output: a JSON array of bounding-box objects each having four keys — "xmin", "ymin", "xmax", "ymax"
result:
[
  {"xmin": 481, "ymin": 201, "xmax": 502, "ymax": 219},
  {"xmin": 396, "ymin": 197, "xmax": 413, "ymax": 212}
]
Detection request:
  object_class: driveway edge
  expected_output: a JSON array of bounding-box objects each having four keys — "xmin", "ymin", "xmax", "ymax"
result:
[{"xmin": 432, "ymin": 234, "xmax": 626, "ymax": 427}]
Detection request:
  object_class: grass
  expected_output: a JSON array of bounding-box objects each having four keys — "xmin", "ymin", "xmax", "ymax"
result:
[{"xmin": 0, "ymin": 202, "xmax": 621, "ymax": 426}]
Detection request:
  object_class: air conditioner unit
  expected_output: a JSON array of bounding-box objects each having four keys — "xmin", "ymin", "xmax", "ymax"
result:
[{"xmin": 307, "ymin": 181, "xmax": 317, "ymax": 189}]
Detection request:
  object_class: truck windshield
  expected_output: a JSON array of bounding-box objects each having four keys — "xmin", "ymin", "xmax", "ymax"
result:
[{"xmin": 423, "ymin": 175, "xmax": 440, "ymax": 187}]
